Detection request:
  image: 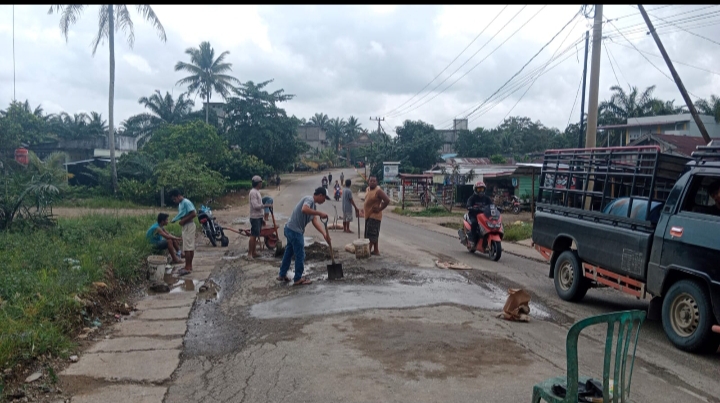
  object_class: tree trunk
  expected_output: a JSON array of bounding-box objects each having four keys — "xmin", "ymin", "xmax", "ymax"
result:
[
  {"xmin": 108, "ymin": 5, "xmax": 118, "ymax": 193},
  {"xmin": 205, "ymin": 93, "xmax": 209, "ymax": 124}
]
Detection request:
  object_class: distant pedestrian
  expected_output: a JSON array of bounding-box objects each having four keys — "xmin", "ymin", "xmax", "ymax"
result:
[
  {"xmin": 340, "ymin": 172, "xmax": 344, "ymax": 185},
  {"xmin": 275, "ymin": 174, "xmax": 281, "ymax": 190},
  {"xmin": 363, "ymin": 176, "xmax": 391, "ymax": 255},
  {"xmin": 342, "ymin": 179, "xmax": 359, "ymax": 233},
  {"xmin": 248, "ymin": 176, "xmax": 272, "ymax": 259},
  {"xmin": 169, "ymin": 189, "xmax": 197, "ymax": 276},
  {"xmin": 328, "ymin": 172, "xmax": 333, "ymax": 185},
  {"xmin": 277, "ymin": 187, "xmax": 332, "ymax": 285}
]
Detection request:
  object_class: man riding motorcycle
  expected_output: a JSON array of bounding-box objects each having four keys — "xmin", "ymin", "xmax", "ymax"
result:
[{"xmin": 466, "ymin": 181, "xmax": 493, "ymax": 245}]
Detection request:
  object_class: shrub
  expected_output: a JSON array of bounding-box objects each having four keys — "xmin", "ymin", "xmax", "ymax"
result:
[
  {"xmin": 118, "ymin": 178, "xmax": 158, "ymax": 205},
  {"xmin": 155, "ymin": 154, "xmax": 226, "ymax": 202}
]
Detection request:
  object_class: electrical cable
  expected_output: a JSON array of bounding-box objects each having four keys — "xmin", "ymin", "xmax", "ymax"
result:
[
  {"xmin": 464, "ymin": 9, "xmax": 583, "ymax": 121},
  {"xmin": 566, "ymin": 71, "xmax": 584, "ymax": 130},
  {"xmin": 630, "ymin": 5, "xmax": 720, "ymax": 47},
  {"xmin": 383, "ymin": 5, "xmax": 510, "ymax": 116},
  {"xmin": 603, "ymin": 41, "xmax": 622, "ymax": 89},
  {"xmin": 498, "ymin": 14, "xmax": 583, "ymax": 123},
  {"xmin": 606, "ymin": 39, "xmax": 720, "ymax": 76},
  {"xmin": 607, "ymin": 20, "xmax": 702, "ymax": 99},
  {"xmin": 387, "ymin": 5, "xmax": 545, "ymax": 119}
]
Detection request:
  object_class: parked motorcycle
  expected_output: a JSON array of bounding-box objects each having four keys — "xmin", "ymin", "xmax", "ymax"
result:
[
  {"xmin": 198, "ymin": 205, "xmax": 228, "ymax": 247},
  {"xmin": 458, "ymin": 204, "xmax": 504, "ymax": 261}
]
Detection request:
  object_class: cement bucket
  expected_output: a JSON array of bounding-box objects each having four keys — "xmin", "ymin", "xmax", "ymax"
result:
[
  {"xmin": 353, "ymin": 239, "xmax": 370, "ymax": 259},
  {"xmin": 147, "ymin": 255, "xmax": 169, "ymax": 281}
]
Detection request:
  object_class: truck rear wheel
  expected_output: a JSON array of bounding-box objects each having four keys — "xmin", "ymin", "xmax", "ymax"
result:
[
  {"xmin": 662, "ymin": 279, "xmax": 720, "ymax": 354},
  {"xmin": 553, "ymin": 250, "xmax": 590, "ymax": 302}
]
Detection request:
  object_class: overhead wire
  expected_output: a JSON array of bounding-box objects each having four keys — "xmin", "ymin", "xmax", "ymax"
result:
[
  {"xmin": 566, "ymin": 71, "xmax": 584, "ymax": 130},
  {"xmin": 498, "ymin": 13, "xmax": 583, "ymax": 124},
  {"xmin": 630, "ymin": 5, "xmax": 720, "ymax": 47},
  {"xmin": 606, "ymin": 40, "xmax": 720, "ymax": 76},
  {"xmin": 436, "ymin": 35, "xmax": 585, "ymax": 129},
  {"xmin": 607, "ymin": 20, "xmax": 702, "ymax": 99},
  {"xmin": 441, "ymin": 36, "xmax": 585, "ymax": 128},
  {"xmin": 603, "ymin": 8, "xmax": 720, "ymax": 40},
  {"xmin": 603, "ymin": 41, "xmax": 631, "ymax": 88},
  {"xmin": 387, "ymin": 5, "xmax": 546, "ymax": 119},
  {"xmin": 603, "ymin": 41, "xmax": 622, "ymax": 89},
  {"xmin": 463, "ymin": 8, "xmax": 583, "ymax": 121},
  {"xmin": 383, "ymin": 5, "xmax": 510, "ymax": 116}
]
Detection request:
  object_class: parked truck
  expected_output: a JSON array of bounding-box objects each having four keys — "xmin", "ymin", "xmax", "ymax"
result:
[{"xmin": 532, "ymin": 144, "xmax": 720, "ymax": 354}]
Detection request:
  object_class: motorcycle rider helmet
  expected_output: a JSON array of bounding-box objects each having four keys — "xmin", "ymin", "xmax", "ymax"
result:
[{"xmin": 474, "ymin": 181, "xmax": 486, "ymax": 196}]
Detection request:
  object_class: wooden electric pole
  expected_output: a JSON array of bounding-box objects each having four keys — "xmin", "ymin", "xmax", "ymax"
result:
[
  {"xmin": 577, "ymin": 30, "xmax": 590, "ymax": 149},
  {"xmin": 637, "ymin": 4, "xmax": 712, "ymax": 144},
  {"xmin": 585, "ymin": 4, "xmax": 603, "ymax": 148},
  {"xmin": 370, "ymin": 116, "xmax": 385, "ymax": 135}
]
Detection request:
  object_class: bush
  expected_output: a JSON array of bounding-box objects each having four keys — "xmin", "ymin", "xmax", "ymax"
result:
[
  {"xmin": 225, "ymin": 180, "xmax": 253, "ymax": 191},
  {"xmin": 155, "ymin": 154, "xmax": 226, "ymax": 202},
  {"xmin": 0, "ymin": 214, "xmax": 156, "ymax": 370},
  {"xmin": 118, "ymin": 178, "xmax": 157, "ymax": 205},
  {"xmin": 220, "ymin": 149, "xmax": 273, "ymax": 181}
]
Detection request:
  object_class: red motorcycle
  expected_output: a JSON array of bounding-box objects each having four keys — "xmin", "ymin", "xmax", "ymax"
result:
[{"xmin": 458, "ymin": 204, "xmax": 504, "ymax": 261}]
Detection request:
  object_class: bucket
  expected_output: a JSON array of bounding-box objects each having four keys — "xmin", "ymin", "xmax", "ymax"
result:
[
  {"xmin": 147, "ymin": 255, "xmax": 168, "ymax": 281},
  {"xmin": 353, "ymin": 239, "xmax": 370, "ymax": 259}
]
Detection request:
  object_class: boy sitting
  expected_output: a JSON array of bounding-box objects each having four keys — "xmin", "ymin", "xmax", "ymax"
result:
[{"xmin": 147, "ymin": 213, "xmax": 184, "ymax": 264}]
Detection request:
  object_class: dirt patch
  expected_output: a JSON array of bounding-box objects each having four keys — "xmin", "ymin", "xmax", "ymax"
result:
[
  {"xmin": 211, "ymin": 190, "xmax": 249, "ymax": 210},
  {"xmin": 347, "ymin": 318, "xmax": 530, "ymax": 380},
  {"xmin": 303, "ymin": 243, "xmax": 334, "ymax": 261},
  {"xmin": 440, "ymin": 222, "xmax": 462, "ymax": 230}
]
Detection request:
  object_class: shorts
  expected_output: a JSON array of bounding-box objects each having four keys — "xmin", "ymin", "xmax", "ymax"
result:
[
  {"xmin": 250, "ymin": 218, "xmax": 263, "ymax": 237},
  {"xmin": 262, "ymin": 197, "xmax": 273, "ymax": 214},
  {"xmin": 153, "ymin": 239, "xmax": 168, "ymax": 250},
  {"xmin": 364, "ymin": 218, "xmax": 381, "ymax": 243},
  {"xmin": 182, "ymin": 222, "xmax": 196, "ymax": 252},
  {"xmin": 343, "ymin": 211, "xmax": 354, "ymax": 223}
]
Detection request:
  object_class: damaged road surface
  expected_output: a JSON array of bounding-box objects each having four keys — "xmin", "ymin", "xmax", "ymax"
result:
[{"xmin": 164, "ymin": 249, "xmax": 707, "ymax": 403}]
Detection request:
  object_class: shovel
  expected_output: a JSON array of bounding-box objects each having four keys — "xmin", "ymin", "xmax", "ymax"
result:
[{"xmin": 321, "ymin": 216, "xmax": 343, "ymax": 280}]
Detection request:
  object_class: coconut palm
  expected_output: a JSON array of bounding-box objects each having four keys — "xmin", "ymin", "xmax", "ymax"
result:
[
  {"xmin": 695, "ymin": 95, "xmax": 720, "ymax": 123},
  {"xmin": 138, "ymin": 90, "xmax": 195, "ymax": 126},
  {"xmin": 87, "ymin": 111, "xmax": 108, "ymax": 137},
  {"xmin": 327, "ymin": 117, "xmax": 347, "ymax": 152},
  {"xmin": 599, "ymin": 85, "xmax": 658, "ymax": 122},
  {"xmin": 49, "ymin": 5, "xmax": 167, "ymax": 192},
  {"xmin": 345, "ymin": 115, "xmax": 362, "ymax": 143},
  {"xmin": 175, "ymin": 41, "xmax": 241, "ymax": 124},
  {"xmin": 309, "ymin": 113, "xmax": 329, "ymax": 130}
]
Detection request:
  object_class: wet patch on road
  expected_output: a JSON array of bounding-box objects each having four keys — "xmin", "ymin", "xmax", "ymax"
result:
[{"xmin": 345, "ymin": 317, "xmax": 531, "ymax": 380}]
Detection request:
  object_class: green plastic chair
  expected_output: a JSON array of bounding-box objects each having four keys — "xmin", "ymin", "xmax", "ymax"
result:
[{"xmin": 531, "ymin": 310, "xmax": 646, "ymax": 403}]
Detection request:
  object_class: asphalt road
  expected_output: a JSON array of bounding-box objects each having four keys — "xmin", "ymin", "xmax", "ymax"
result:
[{"xmin": 275, "ymin": 170, "xmax": 720, "ymax": 401}]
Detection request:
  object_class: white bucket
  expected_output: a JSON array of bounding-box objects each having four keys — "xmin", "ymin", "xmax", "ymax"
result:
[
  {"xmin": 353, "ymin": 239, "xmax": 370, "ymax": 259},
  {"xmin": 147, "ymin": 255, "xmax": 168, "ymax": 281}
]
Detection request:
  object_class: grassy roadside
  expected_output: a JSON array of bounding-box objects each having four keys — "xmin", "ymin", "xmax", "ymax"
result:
[
  {"xmin": 0, "ymin": 214, "xmax": 168, "ymax": 381},
  {"xmin": 54, "ymin": 196, "xmax": 152, "ymax": 210},
  {"xmin": 392, "ymin": 206, "xmax": 463, "ymax": 218}
]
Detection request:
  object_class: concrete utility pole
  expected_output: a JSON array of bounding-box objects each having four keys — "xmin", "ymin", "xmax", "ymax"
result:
[
  {"xmin": 585, "ymin": 4, "xmax": 603, "ymax": 148},
  {"xmin": 370, "ymin": 117, "xmax": 385, "ymax": 135},
  {"xmin": 637, "ymin": 4, "xmax": 712, "ymax": 144},
  {"xmin": 577, "ymin": 30, "xmax": 590, "ymax": 149}
]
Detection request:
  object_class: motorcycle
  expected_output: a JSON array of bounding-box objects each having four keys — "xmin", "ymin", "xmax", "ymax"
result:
[
  {"xmin": 501, "ymin": 195, "xmax": 521, "ymax": 214},
  {"xmin": 198, "ymin": 205, "xmax": 228, "ymax": 247},
  {"xmin": 458, "ymin": 204, "xmax": 504, "ymax": 261},
  {"xmin": 334, "ymin": 187, "xmax": 341, "ymax": 201}
]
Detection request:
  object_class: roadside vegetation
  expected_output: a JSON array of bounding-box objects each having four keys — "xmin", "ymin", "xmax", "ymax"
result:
[
  {"xmin": 0, "ymin": 214, "xmax": 166, "ymax": 378},
  {"xmin": 392, "ymin": 206, "xmax": 461, "ymax": 217}
]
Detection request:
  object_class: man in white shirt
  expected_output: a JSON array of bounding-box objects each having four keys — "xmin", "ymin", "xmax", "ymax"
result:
[{"xmin": 248, "ymin": 175, "xmax": 271, "ymax": 259}]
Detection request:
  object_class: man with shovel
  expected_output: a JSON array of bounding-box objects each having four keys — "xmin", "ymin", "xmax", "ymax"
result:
[{"xmin": 277, "ymin": 187, "xmax": 332, "ymax": 286}]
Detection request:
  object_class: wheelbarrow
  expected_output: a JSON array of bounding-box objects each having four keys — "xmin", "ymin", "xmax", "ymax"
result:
[{"xmin": 225, "ymin": 207, "xmax": 282, "ymax": 250}]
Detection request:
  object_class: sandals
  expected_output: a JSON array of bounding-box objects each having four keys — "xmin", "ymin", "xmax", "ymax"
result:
[
  {"xmin": 178, "ymin": 269, "xmax": 192, "ymax": 276},
  {"xmin": 276, "ymin": 276, "xmax": 291, "ymax": 283},
  {"xmin": 293, "ymin": 278, "xmax": 312, "ymax": 286}
]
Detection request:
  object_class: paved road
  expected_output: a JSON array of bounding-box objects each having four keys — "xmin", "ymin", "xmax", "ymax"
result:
[{"xmin": 275, "ymin": 170, "xmax": 720, "ymax": 402}]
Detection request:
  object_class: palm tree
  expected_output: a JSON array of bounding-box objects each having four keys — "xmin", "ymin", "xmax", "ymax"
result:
[
  {"xmin": 695, "ymin": 95, "xmax": 720, "ymax": 123},
  {"xmin": 309, "ymin": 113, "xmax": 329, "ymax": 130},
  {"xmin": 87, "ymin": 111, "xmax": 108, "ymax": 137},
  {"xmin": 327, "ymin": 117, "xmax": 347, "ymax": 152},
  {"xmin": 49, "ymin": 5, "xmax": 167, "ymax": 192},
  {"xmin": 650, "ymin": 99, "xmax": 687, "ymax": 116},
  {"xmin": 599, "ymin": 85, "xmax": 658, "ymax": 121},
  {"xmin": 59, "ymin": 112, "xmax": 90, "ymax": 139},
  {"xmin": 138, "ymin": 90, "xmax": 194, "ymax": 126},
  {"xmin": 345, "ymin": 115, "xmax": 362, "ymax": 143},
  {"xmin": 175, "ymin": 41, "xmax": 241, "ymax": 124}
]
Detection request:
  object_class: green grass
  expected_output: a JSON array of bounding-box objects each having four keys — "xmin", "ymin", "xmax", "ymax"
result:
[
  {"xmin": 55, "ymin": 196, "xmax": 153, "ymax": 209},
  {"xmin": 392, "ymin": 206, "xmax": 462, "ymax": 217},
  {"xmin": 503, "ymin": 222, "xmax": 533, "ymax": 242},
  {"xmin": 0, "ymin": 214, "xmax": 165, "ymax": 371},
  {"xmin": 225, "ymin": 180, "xmax": 253, "ymax": 191}
]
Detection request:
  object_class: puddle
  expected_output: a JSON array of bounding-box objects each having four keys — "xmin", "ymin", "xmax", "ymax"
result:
[{"xmin": 251, "ymin": 271, "xmax": 551, "ymax": 319}]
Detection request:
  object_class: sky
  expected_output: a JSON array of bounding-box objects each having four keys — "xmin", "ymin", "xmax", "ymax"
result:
[{"xmin": 1, "ymin": 4, "xmax": 719, "ymax": 134}]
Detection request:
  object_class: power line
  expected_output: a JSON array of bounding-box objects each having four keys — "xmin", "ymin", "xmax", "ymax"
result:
[
  {"xmin": 387, "ymin": 5, "xmax": 532, "ymax": 119},
  {"xmin": 607, "ymin": 20, "xmax": 702, "ymax": 99},
  {"xmin": 464, "ymin": 9, "xmax": 582, "ymax": 121},
  {"xmin": 604, "ymin": 8, "xmax": 720, "ymax": 39},
  {"xmin": 383, "ymin": 5, "xmax": 510, "ymax": 116},
  {"xmin": 605, "ymin": 5, "xmax": 719, "ymax": 31},
  {"xmin": 630, "ymin": 5, "xmax": 720, "ymax": 47},
  {"xmin": 606, "ymin": 40, "xmax": 720, "ymax": 76},
  {"xmin": 566, "ymin": 71, "xmax": 584, "ymax": 130},
  {"xmin": 604, "ymin": 41, "xmax": 631, "ymax": 88},
  {"xmin": 603, "ymin": 41, "xmax": 622, "ymax": 89},
  {"xmin": 498, "ymin": 14, "xmax": 583, "ymax": 124},
  {"xmin": 467, "ymin": 45, "xmax": 583, "ymax": 125},
  {"xmin": 437, "ymin": 36, "xmax": 585, "ymax": 129},
  {"xmin": 388, "ymin": 5, "xmax": 548, "ymax": 120}
]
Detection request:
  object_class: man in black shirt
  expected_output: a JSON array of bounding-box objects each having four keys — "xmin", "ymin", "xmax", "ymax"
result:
[{"xmin": 466, "ymin": 181, "xmax": 493, "ymax": 244}]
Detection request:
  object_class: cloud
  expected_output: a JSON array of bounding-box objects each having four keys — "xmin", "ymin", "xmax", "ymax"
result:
[{"xmin": 0, "ymin": 4, "xmax": 717, "ymax": 134}]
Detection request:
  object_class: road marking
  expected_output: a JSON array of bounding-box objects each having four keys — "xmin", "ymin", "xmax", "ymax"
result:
[{"xmin": 678, "ymin": 387, "xmax": 709, "ymax": 403}]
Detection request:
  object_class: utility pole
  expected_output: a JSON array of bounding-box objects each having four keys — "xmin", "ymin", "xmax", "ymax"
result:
[
  {"xmin": 577, "ymin": 30, "xmax": 590, "ymax": 149},
  {"xmin": 370, "ymin": 116, "xmax": 385, "ymax": 135},
  {"xmin": 585, "ymin": 4, "xmax": 603, "ymax": 148},
  {"xmin": 638, "ymin": 5, "xmax": 711, "ymax": 144}
]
